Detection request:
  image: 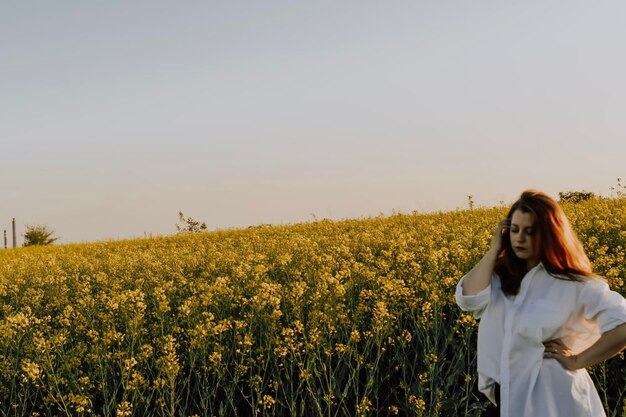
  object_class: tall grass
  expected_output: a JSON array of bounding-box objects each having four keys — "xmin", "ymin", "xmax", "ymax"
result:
[{"xmin": 0, "ymin": 198, "xmax": 625, "ymax": 416}]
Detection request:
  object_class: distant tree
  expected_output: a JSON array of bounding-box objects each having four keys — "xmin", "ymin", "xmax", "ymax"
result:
[
  {"xmin": 176, "ymin": 212, "xmax": 208, "ymax": 233},
  {"xmin": 558, "ymin": 190, "xmax": 596, "ymax": 203},
  {"xmin": 23, "ymin": 224, "xmax": 59, "ymax": 246}
]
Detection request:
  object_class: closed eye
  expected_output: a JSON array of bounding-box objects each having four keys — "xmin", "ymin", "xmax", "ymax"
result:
[{"xmin": 510, "ymin": 227, "xmax": 533, "ymax": 235}]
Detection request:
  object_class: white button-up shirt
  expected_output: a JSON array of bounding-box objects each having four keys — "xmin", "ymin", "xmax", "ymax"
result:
[{"xmin": 456, "ymin": 263, "xmax": 626, "ymax": 417}]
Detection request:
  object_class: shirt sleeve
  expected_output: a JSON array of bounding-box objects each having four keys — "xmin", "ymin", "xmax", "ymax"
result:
[
  {"xmin": 455, "ymin": 274, "xmax": 491, "ymax": 318},
  {"xmin": 578, "ymin": 279, "xmax": 626, "ymax": 333}
]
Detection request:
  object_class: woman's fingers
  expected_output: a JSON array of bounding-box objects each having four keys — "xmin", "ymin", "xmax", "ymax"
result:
[
  {"xmin": 543, "ymin": 340, "xmax": 559, "ymax": 352},
  {"xmin": 544, "ymin": 339, "xmax": 567, "ymax": 349},
  {"xmin": 543, "ymin": 344, "xmax": 558, "ymax": 353},
  {"xmin": 491, "ymin": 219, "xmax": 510, "ymax": 252},
  {"xmin": 543, "ymin": 339, "xmax": 573, "ymax": 360}
]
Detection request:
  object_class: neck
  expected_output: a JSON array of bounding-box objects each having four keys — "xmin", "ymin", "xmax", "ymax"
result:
[{"xmin": 526, "ymin": 259, "xmax": 540, "ymax": 272}]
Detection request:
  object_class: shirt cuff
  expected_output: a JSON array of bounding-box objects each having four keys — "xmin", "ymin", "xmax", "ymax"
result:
[
  {"xmin": 455, "ymin": 275, "xmax": 491, "ymax": 315},
  {"xmin": 597, "ymin": 292, "xmax": 626, "ymax": 333}
]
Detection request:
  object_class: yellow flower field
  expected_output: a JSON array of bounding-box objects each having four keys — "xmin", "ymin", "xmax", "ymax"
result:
[{"xmin": 0, "ymin": 198, "xmax": 625, "ymax": 416}]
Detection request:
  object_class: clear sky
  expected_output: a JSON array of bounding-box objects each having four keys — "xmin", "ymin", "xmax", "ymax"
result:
[{"xmin": 1, "ymin": 1, "xmax": 625, "ymax": 245}]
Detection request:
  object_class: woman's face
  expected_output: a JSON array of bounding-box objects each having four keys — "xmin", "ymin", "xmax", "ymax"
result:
[{"xmin": 509, "ymin": 209, "xmax": 540, "ymax": 270}]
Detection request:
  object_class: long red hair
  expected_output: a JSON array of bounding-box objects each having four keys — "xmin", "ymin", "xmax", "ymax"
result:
[{"xmin": 495, "ymin": 190, "xmax": 598, "ymax": 295}]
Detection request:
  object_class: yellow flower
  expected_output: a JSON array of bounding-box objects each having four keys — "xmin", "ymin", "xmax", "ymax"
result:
[
  {"xmin": 409, "ymin": 395, "xmax": 426, "ymax": 411},
  {"xmin": 157, "ymin": 335, "xmax": 180, "ymax": 378},
  {"xmin": 349, "ymin": 329, "xmax": 361, "ymax": 343},
  {"xmin": 21, "ymin": 359, "xmax": 41, "ymax": 382},
  {"xmin": 260, "ymin": 394, "xmax": 275, "ymax": 410},
  {"xmin": 116, "ymin": 401, "xmax": 132, "ymax": 417},
  {"xmin": 7, "ymin": 311, "xmax": 31, "ymax": 330},
  {"xmin": 209, "ymin": 351, "xmax": 222, "ymax": 366},
  {"xmin": 356, "ymin": 396, "xmax": 372, "ymax": 416}
]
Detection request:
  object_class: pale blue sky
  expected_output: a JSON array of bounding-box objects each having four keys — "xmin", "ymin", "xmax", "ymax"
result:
[{"xmin": 1, "ymin": 1, "xmax": 625, "ymax": 244}]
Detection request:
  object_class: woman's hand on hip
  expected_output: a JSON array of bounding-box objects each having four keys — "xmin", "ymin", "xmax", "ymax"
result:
[{"xmin": 543, "ymin": 339, "xmax": 582, "ymax": 371}]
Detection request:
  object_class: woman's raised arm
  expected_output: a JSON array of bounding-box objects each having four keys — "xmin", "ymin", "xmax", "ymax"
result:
[{"xmin": 461, "ymin": 219, "xmax": 508, "ymax": 296}]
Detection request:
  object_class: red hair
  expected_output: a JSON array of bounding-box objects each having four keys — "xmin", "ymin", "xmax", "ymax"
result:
[{"xmin": 495, "ymin": 190, "xmax": 598, "ymax": 295}]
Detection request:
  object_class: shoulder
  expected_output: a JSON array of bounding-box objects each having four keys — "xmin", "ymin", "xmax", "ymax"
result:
[
  {"xmin": 575, "ymin": 275, "xmax": 620, "ymax": 306},
  {"xmin": 544, "ymin": 268, "xmax": 607, "ymax": 290},
  {"xmin": 574, "ymin": 275, "xmax": 609, "ymax": 291}
]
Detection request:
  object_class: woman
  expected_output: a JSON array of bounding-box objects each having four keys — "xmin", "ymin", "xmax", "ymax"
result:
[{"xmin": 456, "ymin": 190, "xmax": 626, "ymax": 417}]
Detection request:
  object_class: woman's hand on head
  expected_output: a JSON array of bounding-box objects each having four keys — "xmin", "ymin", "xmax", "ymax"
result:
[
  {"xmin": 490, "ymin": 219, "xmax": 510, "ymax": 255},
  {"xmin": 543, "ymin": 339, "xmax": 582, "ymax": 371}
]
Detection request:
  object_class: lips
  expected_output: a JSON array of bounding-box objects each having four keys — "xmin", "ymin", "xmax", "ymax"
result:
[{"xmin": 515, "ymin": 246, "xmax": 526, "ymax": 252}]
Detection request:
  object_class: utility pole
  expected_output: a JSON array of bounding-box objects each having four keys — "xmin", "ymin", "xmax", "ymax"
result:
[
  {"xmin": 12, "ymin": 218, "xmax": 16, "ymax": 248},
  {"xmin": 3, "ymin": 230, "xmax": 6, "ymax": 249}
]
